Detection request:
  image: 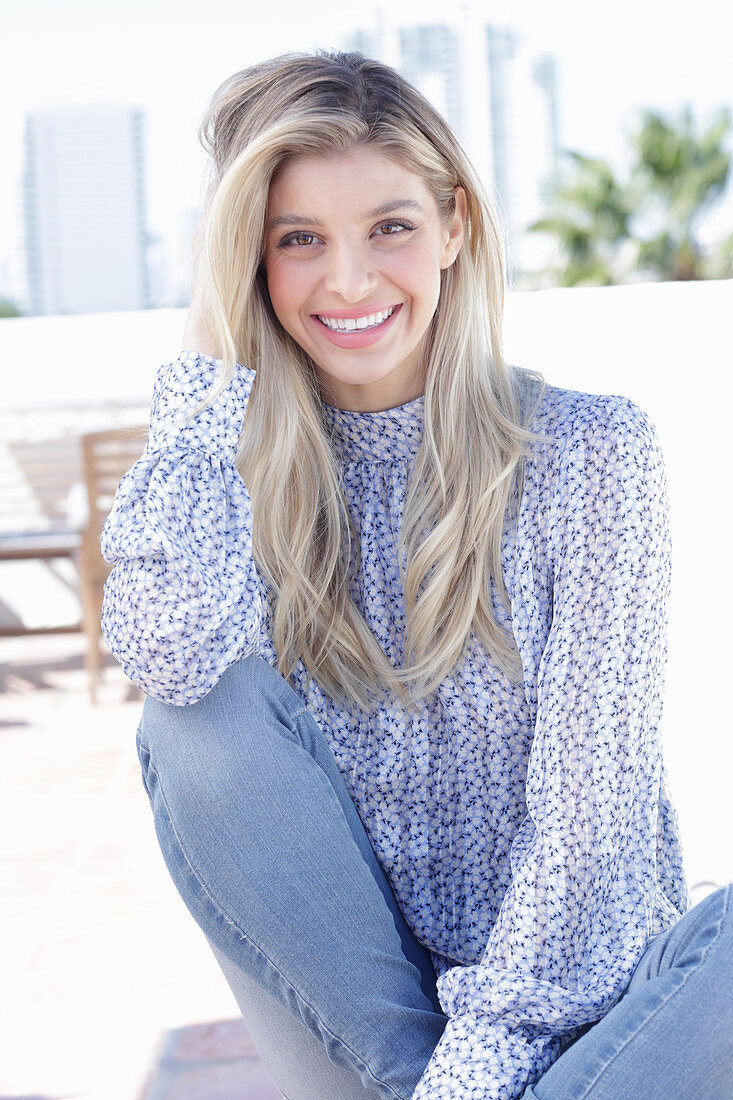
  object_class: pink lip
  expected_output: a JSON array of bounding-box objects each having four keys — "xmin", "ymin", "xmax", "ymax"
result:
[
  {"xmin": 309, "ymin": 303, "xmax": 403, "ymax": 349},
  {"xmin": 312, "ymin": 303, "xmax": 399, "ymax": 320}
]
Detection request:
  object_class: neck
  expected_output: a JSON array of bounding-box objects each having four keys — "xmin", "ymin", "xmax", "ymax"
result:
[{"xmin": 316, "ymin": 358, "xmax": 427, "ymax": 414}]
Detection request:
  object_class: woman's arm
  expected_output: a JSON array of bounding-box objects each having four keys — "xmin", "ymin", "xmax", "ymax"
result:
[
  {"xmin": 101, "ymin": 225, "xmax": 264, "ymax": 704},
  {"xmin": 412, "ymin": 395, "xmax": 686, "ymax": 1099},
  {"xmin": 100, "ymin": 350, "xmax": 262, "ymax": 705}
]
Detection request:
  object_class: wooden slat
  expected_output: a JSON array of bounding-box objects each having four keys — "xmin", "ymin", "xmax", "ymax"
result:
[
  {"xmin": 0, "ymin": 531, "xmax": 82, "ymax": 560},
  {"xmin": 0, "ymin": 621, "xmax": 83, "ymax": 637},
  {"xmin": 7, "ymin": 440, "xmax": 83, "ymax": 527}
]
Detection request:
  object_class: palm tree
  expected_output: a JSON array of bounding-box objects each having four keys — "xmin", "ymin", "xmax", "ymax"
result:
[
  {"xmin": 526, "ymin": 152, "xmax": 632, "ymax": 286},
  {"xmin": 628, "ymin": 106, "xmax": 731, "ymax": 280},
  {"xmin": 0, "ymin": 298, "xmax": 23, "ymax": 318},
  {"xmin": 526, "ymin": 105, "xmax": 733, "ymax": 286}
]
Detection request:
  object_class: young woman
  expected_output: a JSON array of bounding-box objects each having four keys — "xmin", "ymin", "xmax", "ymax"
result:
[{"xmin": 101, "ymin": 50, "xmax": 732, "ymax": 1100}]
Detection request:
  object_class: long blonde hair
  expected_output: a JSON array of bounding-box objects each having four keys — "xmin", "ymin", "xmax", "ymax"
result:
[{"xmin": 189, "ymin": 49, "xmax": 548, "ymax": 713}]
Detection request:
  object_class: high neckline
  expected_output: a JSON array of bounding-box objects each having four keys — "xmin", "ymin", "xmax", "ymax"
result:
[{"xmin": 321, "ymin": 394, "xmax": 425, "ymax": 463}]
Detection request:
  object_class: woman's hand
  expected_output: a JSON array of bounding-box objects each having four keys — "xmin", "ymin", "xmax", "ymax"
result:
[{"xmin": 180, "ymin": 219, "xmax": 221, "ymax": 359}]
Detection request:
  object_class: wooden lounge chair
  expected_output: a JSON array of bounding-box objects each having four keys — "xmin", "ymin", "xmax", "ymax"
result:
[{"xmin": 0, "ymin": 425, "xmax": 148, "ymax": 703}]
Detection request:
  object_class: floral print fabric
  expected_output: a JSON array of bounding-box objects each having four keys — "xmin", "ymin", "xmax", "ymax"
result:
[{"xmin": 101, "ymin": 351, "xmax": 687, "ymax": 1098}]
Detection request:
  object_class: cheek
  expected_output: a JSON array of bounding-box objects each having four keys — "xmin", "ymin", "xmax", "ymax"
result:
[
  {"xmin": 263, "ymin": 258, "xmax": 306, "ymax": 320},
  {"xmin": 387, "ymin": 244, "xmax": 442, "ymax": 309}
]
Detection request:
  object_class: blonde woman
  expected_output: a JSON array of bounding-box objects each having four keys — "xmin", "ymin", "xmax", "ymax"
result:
[{"xmin": 101, "ymin": 50, "xmax": 732, "ymax": 1100}]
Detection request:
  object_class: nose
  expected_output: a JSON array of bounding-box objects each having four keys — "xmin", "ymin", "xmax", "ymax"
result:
[{"xmin": 322, "ymin": 240, "xmax": 377, "ymax": 303}]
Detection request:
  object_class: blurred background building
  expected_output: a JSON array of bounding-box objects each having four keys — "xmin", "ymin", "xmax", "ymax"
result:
[{"xmin": 23, "ymin": 108, "xmax": 151, "ymax": 315}]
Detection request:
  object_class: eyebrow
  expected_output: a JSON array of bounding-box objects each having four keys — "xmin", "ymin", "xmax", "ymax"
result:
[{"xmin": 267, "ymin": 199, "xmax": 425, "ymax": 231}]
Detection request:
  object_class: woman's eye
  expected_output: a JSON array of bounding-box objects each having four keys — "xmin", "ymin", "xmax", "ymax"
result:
[
  {"xmin": 375, "ymin": 221, "xmax": 413, "ymax": 237},
  {"xmin": 278, "ymin": 221, "xmax": 414, "ymax": 249},
  {"xmin": 283, "ymin": 232, "xmax": 317, "ymax": 248}
]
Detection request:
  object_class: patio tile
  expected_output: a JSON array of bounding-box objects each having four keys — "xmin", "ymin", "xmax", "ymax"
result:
[
  {"xmin": 167, "ymin": 1017, "xmax": 260, "ymax": 1061},
  {"xmin": 138, "ymin": 1018, "xmax": 283, "ymax": 1100},
  {"xmin": 140, "ymin": 1053, "xmax": 284, "ymax": 1100},
  {"xmin": 1, "ymin": 634, "xmax": 285, "ymax": 1100}
]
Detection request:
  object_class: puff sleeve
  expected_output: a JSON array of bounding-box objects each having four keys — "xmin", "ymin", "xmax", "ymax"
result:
[
  {"xmin": 411, "ymin": 397, "xmax": 687, "ymax": 1098},
  {"xmin": 101, "ymin": 351, "xmax": 264, "ymax": 705}
]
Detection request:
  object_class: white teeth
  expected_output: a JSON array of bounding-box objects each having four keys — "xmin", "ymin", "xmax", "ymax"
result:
[{"xmin": 317, "ymin": 305, "xmax": 396, "ymax": 331}]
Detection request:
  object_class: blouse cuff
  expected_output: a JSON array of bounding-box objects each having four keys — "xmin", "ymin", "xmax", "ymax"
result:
[{"xmin": 412, "ymin": 1014, "xmax": 559, "ymax": 1100}]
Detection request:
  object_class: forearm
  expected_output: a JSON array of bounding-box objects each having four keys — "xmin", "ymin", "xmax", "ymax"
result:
[{"xmin": 180, "ymin": 311, "xmax": 220, "ymax": 359}]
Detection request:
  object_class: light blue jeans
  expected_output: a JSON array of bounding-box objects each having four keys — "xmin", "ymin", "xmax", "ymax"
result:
[{"xmin": 136, "ymin": 652, "xmax": 733, "ymax": 1100}]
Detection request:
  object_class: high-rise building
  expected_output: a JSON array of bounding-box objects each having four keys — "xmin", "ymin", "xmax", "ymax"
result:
[
  {"xmin": 345, "ymin": 11, "xmax": 560, "ymax": 282},
  {"xmin": 23, "ymin": 108, "xmax": 151, "ymax": 316}
]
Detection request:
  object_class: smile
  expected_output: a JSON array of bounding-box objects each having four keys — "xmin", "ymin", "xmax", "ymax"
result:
[
  {"xmin": 316, "ymin": 305, "xmax": 398, "ymax": 332},
  {"xmin": 309, "ymin": 303, "xmax": 403, "ymax": 349}
]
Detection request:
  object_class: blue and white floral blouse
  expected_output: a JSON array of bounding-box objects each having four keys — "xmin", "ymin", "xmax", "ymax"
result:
[{"xmin": 101, "ymin": 351, "xmax": 687, "ymax": 1099}]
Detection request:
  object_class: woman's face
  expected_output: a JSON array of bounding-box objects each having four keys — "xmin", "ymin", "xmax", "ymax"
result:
[{"xmin": 262, "ymin": 146, "xmax": 466, "ymax": 412}]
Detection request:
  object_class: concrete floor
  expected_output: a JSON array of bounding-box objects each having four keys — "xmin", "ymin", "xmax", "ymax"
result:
[{"xmin": 0, "ymin": 632, "xmax": 283, "ymax": 1100}]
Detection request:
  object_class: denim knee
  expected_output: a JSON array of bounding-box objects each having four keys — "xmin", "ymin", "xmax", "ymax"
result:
[
  {"xmin": 137, "ymin": 652, "xmax": 306, "ymax": 775},
  {"xmin": 624, "ymin": 882, "xmax": 733, "ymax": 996}
]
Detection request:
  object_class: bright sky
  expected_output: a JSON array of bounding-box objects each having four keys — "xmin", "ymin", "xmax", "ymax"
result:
[{"xmin": 2, "ymin": 0, "xmax": 732, "ymax": 262}]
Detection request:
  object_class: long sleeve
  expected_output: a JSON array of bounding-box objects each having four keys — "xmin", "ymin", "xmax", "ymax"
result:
[
  {"xmin": 412, "ymin": 396, "xmax": 686, "ymax": 1099},
  {"xmin": 101, "ymin": 351, "xmax": 264, "ymax": 706}
]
